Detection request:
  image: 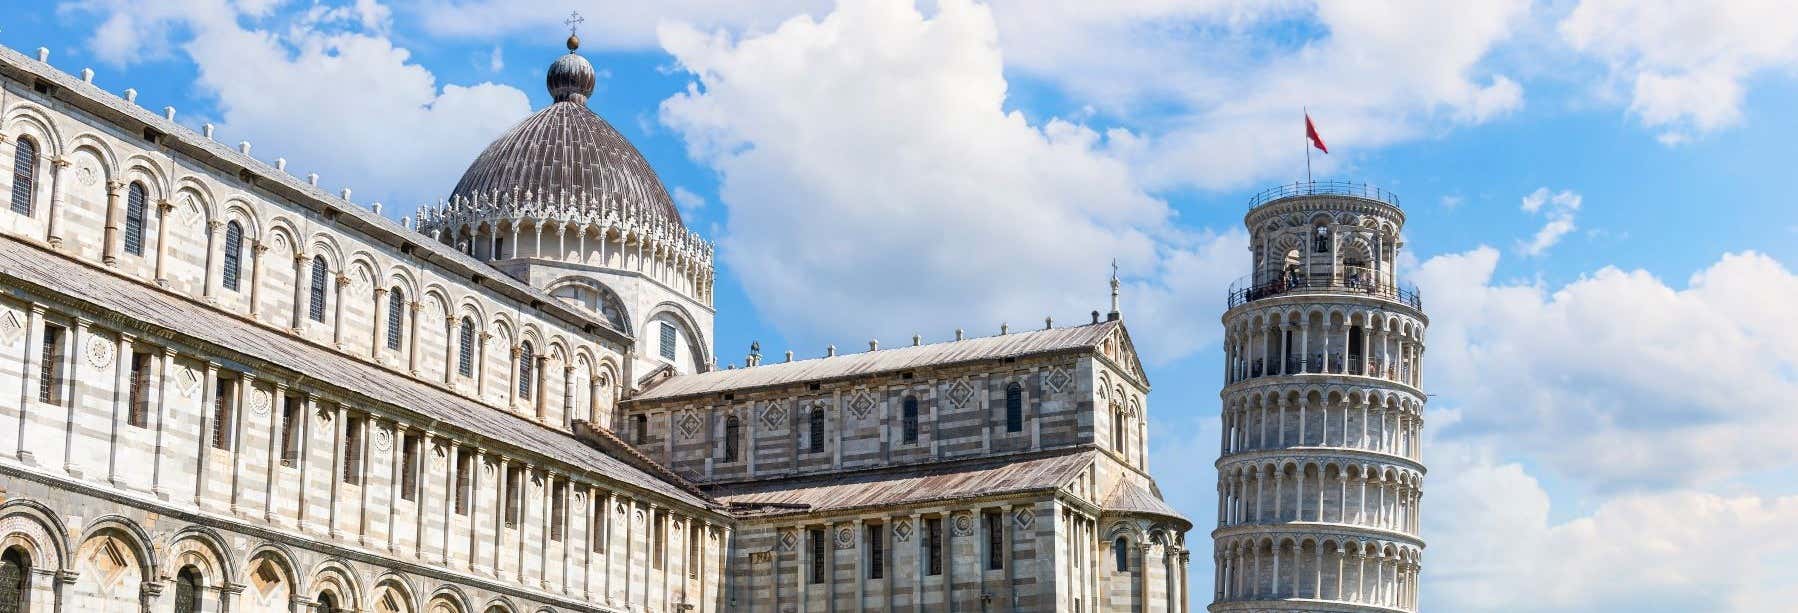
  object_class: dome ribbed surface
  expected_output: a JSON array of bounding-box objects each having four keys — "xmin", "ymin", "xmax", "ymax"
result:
[{"xmin": 449, "ymin": 101, "xmax": 682, "ymax": 225}]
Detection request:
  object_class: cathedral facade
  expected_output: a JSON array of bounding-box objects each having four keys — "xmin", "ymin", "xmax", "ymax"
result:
[{"xmin": 0, "ymin": 36, "xmax": 1189, "ymax": 613}]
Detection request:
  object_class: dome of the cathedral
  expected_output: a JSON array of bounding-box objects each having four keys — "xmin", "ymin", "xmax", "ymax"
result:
[{"xmin": 447, "ymin": 38, "xmax": 682, "ymax": 226}]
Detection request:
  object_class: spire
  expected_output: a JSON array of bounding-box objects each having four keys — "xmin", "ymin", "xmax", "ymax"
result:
[{"xmin": 1108, "ymin": 258, "xmax": 1122, "ymax": 321}]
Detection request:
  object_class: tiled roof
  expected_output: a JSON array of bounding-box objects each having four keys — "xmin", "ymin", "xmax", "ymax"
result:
[
  {"xmin": 632, "ymin": 321, "xmax": 1121, "ymax": 402},
  {"xmin": 1102, "ymin": 479, "xmax": 1188, "ymax": 525},
  {"xmin": 709, "ymin": 447, "xmax": 1096, "ymax": 517},
  {"xmin": 450, "ymin": 101, "xmax": 682, "ymax": 226},
  {"xmin": 0, "ymin": 237, "xmax": 713, "ymax": 512}
]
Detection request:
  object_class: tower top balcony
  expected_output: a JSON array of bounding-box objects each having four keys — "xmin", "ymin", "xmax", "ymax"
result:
[
  {"xmin": 1247, "ymin": 179, "xmax": 1402, "ymax": 210},
  {"xmin": 1226, "ymin": 269, "xmax": 1422, "ymax": 310}
]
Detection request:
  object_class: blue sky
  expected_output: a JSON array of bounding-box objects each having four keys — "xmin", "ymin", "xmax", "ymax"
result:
[{"xmin": 10, "ymin": 1, "xmax": 1798, "ymax": 610}]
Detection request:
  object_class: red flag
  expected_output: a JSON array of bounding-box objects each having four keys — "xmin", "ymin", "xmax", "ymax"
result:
[{"xmin": 1306, "ymin": 113, "xmax": 1328, "ymax": 154}]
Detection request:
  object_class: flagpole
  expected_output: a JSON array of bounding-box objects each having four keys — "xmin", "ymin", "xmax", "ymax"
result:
[{"xmin": 1304, "ymin": 107, "xmax": 1312, "ymax": 185}]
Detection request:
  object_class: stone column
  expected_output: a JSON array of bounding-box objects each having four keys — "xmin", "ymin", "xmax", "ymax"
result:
[
  {"xmin": 229, "ymin": 372, "xmax": 255, "ymax": 514},
  {"xmin": 533, "ymin": 354, "xmax": 550, "ymax": 422},
  {"xmin": 44, "ymin": 157, "xmax": 69, "ymax": 247},
  {"xmin": 150, "ymin": 347, "xmax": 175, "ymax": 498},
  {"xmin": 562, "ymin": 365, "xmax": 576, "ymax": 428},
  {"xmin": 507, "ymin": 345, "xmax": 522, "ymax": 410},
  {"xmin": 331, "ymin": 273, "xmax": 350, "ymax": 348},
  {"xmin": 407, "ymin": 302, "xmax": 424, "ymax": 375},
  {"xmin": 153, "ymin": 200, "xmax": 173, "ymax": 285},
  {"xmin": 371, "ymin": 287, "xmax": 389, "ymax": 359},
  {"xmin": 248, "ymin": 242, "xmax": 268, "ymax": 319},
  {"xmin": 328, "ymin": 404, "xmax": 347, "ymax": 539},
  {"xmin": 104, "ymin": 333, "xmax": 133, "ymax": 485},
  {"xmin": 201, "ymin": 220, "xmax": 223, "ymax": 299},
  {"xmin": 264, "ymin": 382, "xmax": 285, "ymax": 523},
  {"xmin": 289, "ymin": 252, "xmax": 309, "ymax": 332},
  {"xmin": 297, "ymin": 394, "xmax": 317, "ymax": 533},
  {"xmin": 443, "ymin": 319, "xmax": 458, "ymax": 385},
  {"xmin": 102, "ymin": 179, "xmax": 125, "ymax": 265},
  {"xmin": 60, "ymin": 319, "xmax": 89, "ymax": 477},
  {"xmin": 195, "ymin": 361, "xmax": 219, "ymax": 506}
]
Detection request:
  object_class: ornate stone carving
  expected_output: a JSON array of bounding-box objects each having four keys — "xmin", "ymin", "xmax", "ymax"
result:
[
  {"xmin": 952, "ymin": 512, "xmax": 974, "ymax": 537},
  {"xmin": 893, "ymin": 518, "xmax": 913, "ymax": 542},
  {"xmin": 85, "ymin": 335, "xmax": 113, "ymax": 368},
  {"xmin": 847, "ymin": 391, "xmax": 875, "ymax": 420},
  {"xmin": 177, "ymin": 366, "xmax": 202, "ymax": 398},
  {"xmin": 0, "ymin": 311, "xmax": 24, "ymax": 347},
  {"xmin": 760, "ymin": 402, "xmax": 788, "ymax": 431},
  {"xmin": 834, "ymin": 526, "xmax": 854, "ymax": 550},
  {"xmin": 947, "ymin": 379, "xmax": 974, "ymax": 409},
  {"xmin": 373, "ymin": 427, "xmax": 392, "ymax": 452},
  {"xmin": 1045, "ymin": 366, "xmax": 1073, "ymax": 393},
  {"xmin": 248, "ymin": 390, "xmax": 272, "ymax": 416},
  {"xmin": 1013, "ymin": 507, "xmax": 1034, "ymax": 529},
  {"xmin": 677, "ymin": 411, "xmax": 702, "ymax": 439}
]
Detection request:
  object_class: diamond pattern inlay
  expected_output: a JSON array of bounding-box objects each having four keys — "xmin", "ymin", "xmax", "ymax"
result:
[
  {"xmin": 848, "ymin": 391, "xmax": 875, "ymax": 420},
  {"xmin": 1045, "ymin": 366, "xmax": 1073, "ymax": 393},
  {"xmin": 948, "ymin": 379, "xmax": 974, "ymax": 409}
]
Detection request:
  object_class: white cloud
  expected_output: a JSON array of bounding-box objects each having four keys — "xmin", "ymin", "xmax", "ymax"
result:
[
  {"xmin": 992, "ymin": 0, "xmax": 1530, "ymax": 190},
  {"xmin": 1423, "ymin": 433, "xmax": 1798, "ymax": 612},
  {"xmin": 670, "ymin": 186, "xmax": 705, "ymax": 218},
  {"xmin": 657, "ymin": 0, "xmax": 1236, "ymax": 362},
  {"xmin": 1518, "ymin": 187, "xmax": 1580, "ymax": 256},
  {"xmin": 1414, "ymin": 247, "xmax": 1798, "ymax": 490},
  {"xmin": 415, "ymin": 0, "xmax": 831, "ymax": 50},
  {"xmin": 1560, "ymin": 0, "xmax": 1798, "ymax": 143},
  {"xmin": 488, "ymin": 45, "xmax": 504, "ymax": 71},
  {"xmin": 69, "ymin": 0, "xmax": 533, "ymax": 207}
]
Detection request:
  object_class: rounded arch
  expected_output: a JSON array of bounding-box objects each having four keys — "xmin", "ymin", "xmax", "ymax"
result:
[
  {"xmin": 307, "ymin": 233, "xmax": 345, "ymax": 272},
  {"xmin": 478, "ymin": 595, "xmax": 519, "ymax": 613},
  {"xmin": 643, "ymin": 301, "xmax": 711, "ymax": 372},
  {"xmin": 242, "ymin": 543, "xmax": 301, "ymax": 612},
  {"xmin": 166, "ymin": 524, "xmax": 238, "ymax": 586},
  {"xmin": 263, "ymin": 216, "xmax": 302, "ymax": 253},
  {"xmin": 67, "ymin": 133, "xmax": 120, "ymax": 177},
  {"xmin": 386, "ymin": 265, "xmax": 423, "ymax": 300},
  {"xmin": 4, "ymin": 103, "xmax": 64, "ymax": 155},
  {"xmin": 75, "ymin": 515, "xmax": 156, "ymax": 584},
  {"xmin": 304, "ymin": 559, "xmax": 363, "ymax": 612},
  {"xmin": 0, "ymin": 499, "xmax": 69, "ymax": 571},
  {"xmin": 543, "ymin": 276, "xmax": 631, "ymax": 333},
  {"xmin": 220, "ymin": 198, "xmax": 263, "ymax": 240},
  {"xmin": 172, "ymin": 176, "xmax": 220, "ymax": 226},
  {"xmin": 369, "ymin": 572, "xmax": 419, "ymax": 613},
  {"xmin": 424, "ymin": 585, "xmax": 473, "ymax": 613},
  {"xmin": 120, "ymin": 154, "xmax": 171, "ymax": 202}
]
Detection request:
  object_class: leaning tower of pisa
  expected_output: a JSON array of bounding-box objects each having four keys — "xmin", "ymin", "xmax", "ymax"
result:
[{"xmin": 1211, "ymin": 181, "xmax": 1427, "ymax": 612}]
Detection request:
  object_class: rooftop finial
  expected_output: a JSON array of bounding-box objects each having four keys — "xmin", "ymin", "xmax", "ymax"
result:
[
  {"xmin": 546, "ymin": 14, "xmax": 597, "ymax": 104},
  {"xmin": 1108, "ymin": 258, "xmax": 1122, "ymax": 321},
  {"xmin": 564, "ymin": 11, "xmax": 585, "ymax": 51}
]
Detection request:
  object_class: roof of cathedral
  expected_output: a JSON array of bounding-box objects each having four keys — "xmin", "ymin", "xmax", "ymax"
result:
[
  {"xmin": 632, "ymin": 320, "xmax": 1127, "ymax": 401},
  {"xmin": 709, "ymin": 447, "xmax": 1097, "ymax": 517},
  {"xmin": 446, "ymin": 39, "xmax": 683, "ymax": 227},
  {"xmin": 0, "ymin": 236, "xmax": 715, "ymax": 512},
  {"xmin": 1102, "ymin": 479, "xmax": 1188, "ymax": 524}
]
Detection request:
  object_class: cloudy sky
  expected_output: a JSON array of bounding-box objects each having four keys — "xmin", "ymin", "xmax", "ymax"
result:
[{"xmin": 13, "ymin": 0, "xmax": 1798, "ymax": 609}]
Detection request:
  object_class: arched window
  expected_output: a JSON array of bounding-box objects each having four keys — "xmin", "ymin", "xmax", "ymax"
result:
[
  {"xmin": 808, "ymin": 406, "xmax": 825, "ymax": 453},
  {"xmin": 221, "ymin": 221, "xmax": 244, "ymax": 291},
  {"xmin": 307, "ymin": 255, "xmax": 328, "ymax": 321},
  {"xmin": 517, "ymin": 341, "xmax": 535, "ymax": 400},
  {"xmin": 724, "ymin": 416, "xmax": 741, "ymax": 462},
  {"xmin": 0, "ymin": 547, "xmax": 28, "ymax": 613},
  {"xmin": 10, "ymin": 138, "xmax": 36, "ymax": 215},
  {"xmin": 173, "ymin": 566, "xmax": 202, "ymax": 613},
  {"xmin": 385, "ymin": 287, "xmax": 405, "ymax": 350},
  {"xmin": 1114, "ymin": 409, "xmax": 1127, "ymax": 453},
  {"xmin": 457, "ymin": 317, "xmax": 476, "ymax": 377},
  {"xmin": 1005, "ymin": 383, "xmax": 1023, "ymax": 433},
  {"xmin": 316, "ymin": 592, "xmax": 340, "ymax": 613},
  {"xmin": 901, "ymin": 397, "xmax": 919, "ymax": 444},
  {"xmin": 124, "ymin": 182, "xmax": 147, "ymax": 255},
  {"xmin": 1113, "ymin": 537, "xmax": 1129, "ymax": 572}
]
